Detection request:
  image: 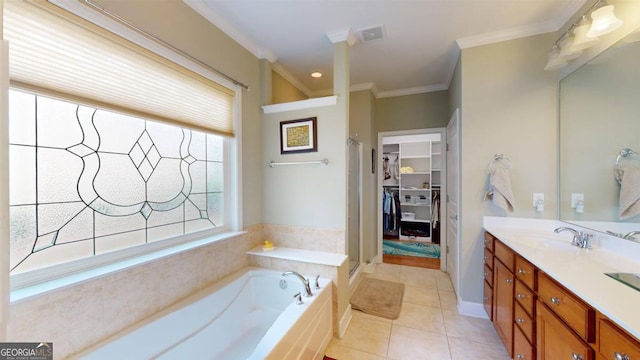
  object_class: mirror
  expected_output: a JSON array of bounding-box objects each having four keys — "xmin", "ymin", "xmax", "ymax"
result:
[{"xmin": 560, "ymin": 28, "xmax": 640, "ymax": 240}]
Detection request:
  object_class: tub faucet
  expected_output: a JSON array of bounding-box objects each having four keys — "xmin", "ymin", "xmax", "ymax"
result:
[
  {"xmin": 282, "ymin": 271, "xmax": 313, "ymax": 297},
  {"xmin": 554, "ymin": 227, "xmax": 592, "ymax": 249}
]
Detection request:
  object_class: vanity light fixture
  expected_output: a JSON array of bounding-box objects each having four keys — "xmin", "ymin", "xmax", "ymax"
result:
[
  {"xmin": 310, "ymin": 72, "xmax": 322, "ymax": 78},
  {"xmin": 543, "ymin": 0, "xmax": 623, "ymax": 71},
  {"xmin": 544, "ymin": 44, "xmax": 569, "ymax": 71},
  {"xmin": 587, "ymin": 4, "xmax": 623, "ymax": 38},
  {"xmin": 571, "ymin": 16, "xmax": 600, "ymax": 51}
]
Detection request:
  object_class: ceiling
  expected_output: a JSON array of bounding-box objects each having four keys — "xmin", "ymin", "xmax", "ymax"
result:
[{"xmin": 185, "ymin": 0, "xmax": 586, "ymax": 98}]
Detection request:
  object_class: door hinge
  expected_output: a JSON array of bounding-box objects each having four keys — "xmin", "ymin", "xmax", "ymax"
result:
[
  {"xmin": 446, "ymin": 143, "xmax": 449, "ymax": 152},
  {"xmin": 446, "ymin": 245, "xmax": 450, "ymax": 254},
  {"xmin": 446, "ymin": 194, "xmax": 450, "ymax": 203}
]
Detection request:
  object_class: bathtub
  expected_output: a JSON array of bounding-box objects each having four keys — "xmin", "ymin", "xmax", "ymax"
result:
[{"xmin": 74, "ymin": 268, "xmax": 333, "ymax": 359}]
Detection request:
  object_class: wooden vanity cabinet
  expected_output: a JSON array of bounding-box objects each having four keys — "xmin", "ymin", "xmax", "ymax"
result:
[
  {"xmin": 483, "ymin": 231, "xmax": 640, "ymax": 360},
  {"xmin": 598, "ymin": 316, "xmax": 640, "ymax": 360},
  {"xmin": 483, "ymin": 232, "xmax": 495, "ymax": 320},
  {"xmin": 493, "ymin": 239, "xmax": 515, "ymax": 357},
  {"xmin": 514, "ymin": 255, "xmax": 537, "ymax": 360}
]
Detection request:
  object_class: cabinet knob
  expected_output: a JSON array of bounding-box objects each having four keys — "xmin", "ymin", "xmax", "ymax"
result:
[
  {"xmin": 550, "ymin": 297, "xmax": 561, "ymax": 305},
  {"xmin": 516, "ymin": 293, "xmax": 526, "ymax": 299},
  {"xmin": 516, "ymin": 318, "xmax": 525, "ymax": 324},
  {"xmin": 483, "ymin": 296, "xmax": 489, "ymax": 301},
  {"xmin": 484, "ymin": 255, "xmax": 489, "ymax": 261},
  {"xmin": 518, "ymin": 268, "xmax": 526, "ymax": 275},
  {"xmin": 572, "ymin": 352, "xmax": 583, "ymax": 360},
  {"xmin": 516, "ymin": 355, "xmax": 525, "ymax": 360},
  {"xmin": 614, "ymin": 352, "xmax": 630, "ymax": 360},
  {"xmin": 506, "ymin": 278, "xmax": 513, "ymax": 284},
  {"xmin": 484, "ymin": 272, "xmax": 489, "ymax": 278}
]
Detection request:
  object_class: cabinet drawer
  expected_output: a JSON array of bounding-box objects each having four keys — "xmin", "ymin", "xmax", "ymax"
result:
[
  {"xmin": 537, "ymin": 301, "xmax": 594, "ymax": 360},
  {"xmin": 484, "ymin": 232, "xmax": 495, "ymax": 252},
  {"xmin": 515, "ymin": 255, "xmax": 536, "ymax": 291},
  {"xmin": 483, "ymin": 280, "xmax": 493, "ymax": 321},
  {"xmin": 514, "ymin": 325, "xmax": 534, "ymax": 360},
  {"xmin": 494, "ymin": 240, "xmax": 515, "ymax": 272},
  {"xmin": 515, "ymin": 302, "xmax": 535, "ymax": 344},
  {"xmin": 599, "ymin": 319, "xmax": 640, "ymax": 360},
  {"xmin": 515, "ymin": 279, "xmax": 535, "ymax": 316},
  {"xmin": 484, "ymin": 247, "xmax": 494, "ymax": 270},
  {"xmin": 538, "ymin": 272, "xmax": 595, "ymax": 342},
  {"xmin": 484, "ymin": 263, "xmax": 493, "ymax": 287}
]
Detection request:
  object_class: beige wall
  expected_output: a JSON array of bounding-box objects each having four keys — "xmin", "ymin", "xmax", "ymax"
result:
[
  {"xmin": 272, "ymin": 70, "xmax": 308, "ymax": 104},
  {"xmin": 375, "ymin": 91, "xmax": 449, "ymax": 133},
  {"xmin": 458, "ymin": 33, "xmax": 559, "ymax": 305}
]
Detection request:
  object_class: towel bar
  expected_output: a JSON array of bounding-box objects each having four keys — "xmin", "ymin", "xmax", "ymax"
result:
[
  {"xmin": 268, "ymin": 158, "xmax": 329, "ymax": 168},
  {"xmin": 488, "ymin": 153, "xmax": 512, "ymax": 170},
  {"xmin": 614, "ymin": 148, "xmax": 639, "ymax": 185}
]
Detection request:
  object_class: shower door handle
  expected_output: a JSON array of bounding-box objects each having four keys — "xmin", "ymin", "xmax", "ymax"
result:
[{"xmin": 450, "ymin": 215, "xmax": 458, "ymax": 220}]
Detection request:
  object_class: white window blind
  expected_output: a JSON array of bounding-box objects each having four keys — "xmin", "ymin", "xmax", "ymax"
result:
[{"xmin": 3, "ymin": 0, "xmax": 235, "ymax": 136}]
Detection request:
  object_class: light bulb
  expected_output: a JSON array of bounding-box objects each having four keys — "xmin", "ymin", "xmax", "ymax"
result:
[{"xmin": 587, "ymin": 5, "xmax": 623, "ymax": 38}]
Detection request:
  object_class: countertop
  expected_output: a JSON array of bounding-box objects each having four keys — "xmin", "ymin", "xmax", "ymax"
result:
[{"xmin": 483, "ymin": 216, "xmax": 640, "ymax": 341}]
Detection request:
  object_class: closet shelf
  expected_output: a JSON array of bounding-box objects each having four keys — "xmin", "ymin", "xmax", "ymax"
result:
[
  {"xmin": 400, "ymin": 172, "xmax": 430, "ymax": 175},
  {"xmin": 401, "ymin": 219, "xmax": 430, "ymax": 223}
]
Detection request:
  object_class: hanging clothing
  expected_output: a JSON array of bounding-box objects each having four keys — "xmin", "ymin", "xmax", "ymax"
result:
[
  {"xmin": 383, "ymin": 156, "xmax": 391, "ymax": 180},
  {"xmin": 393, "ymin": 155, "xmax": 400, "ymax": 180}
]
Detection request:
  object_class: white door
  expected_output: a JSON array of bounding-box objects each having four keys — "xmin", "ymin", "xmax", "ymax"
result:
[{"xmin": 446, "ymin": 109, "xmax": 460, "ymax": 295}]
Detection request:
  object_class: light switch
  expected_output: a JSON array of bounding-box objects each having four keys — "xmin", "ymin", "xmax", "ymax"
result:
[
  {"xmin": 571, "ymin": 193, "xmax": 584, "ymax": 209},
  {"xmin": 533, "ymin": 193, "xmax": 544, "ymax": 212}
]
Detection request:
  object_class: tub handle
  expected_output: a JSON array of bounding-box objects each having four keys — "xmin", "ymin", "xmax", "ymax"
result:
[
  {"xmin": 315, "ymin": 275, "xmax": 321, "ymax": 289},
  {"xmin": 294, "ymin": 292, "xmax": 304, "ymax": 305}
]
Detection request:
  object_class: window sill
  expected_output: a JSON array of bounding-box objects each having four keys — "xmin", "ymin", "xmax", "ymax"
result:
[{"xmin": 10, "ymin": 231, "xmax": 246, "ymax": 304}]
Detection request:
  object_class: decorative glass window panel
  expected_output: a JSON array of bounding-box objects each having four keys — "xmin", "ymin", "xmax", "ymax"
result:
[{"xmin": 9, "ymin": 89, "xmax": 225, "ymax": 274}]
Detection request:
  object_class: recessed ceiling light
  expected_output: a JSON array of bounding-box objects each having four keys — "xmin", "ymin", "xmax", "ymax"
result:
[{"xmin": 310, "ymin": 72, "xmax": 322, "ymax": 78}]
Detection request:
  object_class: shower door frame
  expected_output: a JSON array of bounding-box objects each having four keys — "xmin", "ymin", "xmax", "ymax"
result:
[{"xmin": 347, "ymin": 139, "xmax": 363, "ymax": 279}]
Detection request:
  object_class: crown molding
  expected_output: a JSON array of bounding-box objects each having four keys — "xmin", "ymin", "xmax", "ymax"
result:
[
  {"xmin": 271, "ymin": 62, "xmax": 313, "ymax": 97},
  {"xmin": 377, "ymin": 84, "xmax": 447, "ymax": 99},
  {"xmin": 327, "ymin": 28, "xmax": 358, "ymax": 46},
  {"xmin": 183, "ymin": 0, "xmax": 278, "ymax": 62},
  {"xmin": 456, "ymin": 20, "xmax": 557, "ymax": 49}
]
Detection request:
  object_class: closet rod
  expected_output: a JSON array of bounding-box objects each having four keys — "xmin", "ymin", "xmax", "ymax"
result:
[{"xmin": 268, "ymin": 158, "xmax": 329, "ymax": 168}]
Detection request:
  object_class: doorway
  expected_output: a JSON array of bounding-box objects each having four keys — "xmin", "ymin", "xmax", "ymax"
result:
[
  {"xmin": 377, "ymin": 128, "xmax": 446, "ymax": 270},
  {"xmin": 446, "ymin": 109, "xmax": 460, "ymax": 294}
]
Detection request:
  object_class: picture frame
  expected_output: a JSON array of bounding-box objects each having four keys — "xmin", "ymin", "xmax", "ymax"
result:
[{"xmin": 280, "ymin": 117, "xmax": 318, "ymax": 154}]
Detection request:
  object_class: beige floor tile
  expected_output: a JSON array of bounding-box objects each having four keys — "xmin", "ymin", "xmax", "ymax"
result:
[
  {"xmin": 436, "ymin": 276, "xmax": 454, "ymax": 291},
  {"xmin": 325, "ymin": 341, "xmax": 387, "ymax": 360},
  {"xmin": 448, "ymin": 336, "xmax": 510, "ymax": 360},
  {"xmin": 394, "ymin": 302, "xmax": 446, "ymax": 335},
  {"xmin": 438, "ymin": 290, "xmax": 457, "ymax": 311},
  {"xmin": 399, "ymin": 266, "xmax": 438, "ymax": 288},
  {"xmin": 403, "ymin": 285, "xmax": 440, "ymax": 308},
  {"xmin": 387, "ymin": 324, "xmax": 451, "ymax": 360},
  {"xmin": 442, "ymin": 309, "xmax": 502, "ymax": 347},
  {"xmin": 334, "ymin": 310, "xmax": 392, "ymax": 357},
  {"xmin": 369, "ymin": 263, "xmax": 402, "ymax": 282}
]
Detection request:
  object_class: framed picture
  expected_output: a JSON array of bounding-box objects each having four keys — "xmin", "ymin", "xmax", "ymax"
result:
[{"xmin": 280, "ymin": 117, "xmax": 318, "ymax": 154}]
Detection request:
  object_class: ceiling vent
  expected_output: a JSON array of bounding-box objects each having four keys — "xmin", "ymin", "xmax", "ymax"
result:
[{"xmin": 359, "ymin": 25, "xmax": 386, "ymax": 43}]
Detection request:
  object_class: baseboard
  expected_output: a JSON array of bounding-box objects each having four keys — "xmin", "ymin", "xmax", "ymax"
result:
[
  {"xmin": 338, "ymin": 304, "xmax": 352, "ymax": 339},
  {"xmin": 362, "ymin": 260, "xmax": 377, "ymax": 273},
  {"xmin": 457, "ymin": 297, "xmax": 489, "ymax": 319}
]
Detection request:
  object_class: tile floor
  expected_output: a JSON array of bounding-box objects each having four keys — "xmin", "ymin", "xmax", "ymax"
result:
[{"xmin": 324, "ymin": 263, "xmax": 510, "ymax": 360}]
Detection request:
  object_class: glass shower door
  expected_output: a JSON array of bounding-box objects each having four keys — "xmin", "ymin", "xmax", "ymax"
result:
[{"xmin": 347, "ymin": 139, "xmax": 361, "ymax": 276}]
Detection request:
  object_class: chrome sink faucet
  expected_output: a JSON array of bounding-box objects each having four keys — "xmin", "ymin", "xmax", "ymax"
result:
[
  {"xmin": 623, "ymin": 231, "xmax": 640, "ymax": 242},
  {"xmin": 282, "ymin": 271, "xmax": 313, "ymax": 297},
  {"xmin": 554, "ymin": 227, "xmax": 593, "ymax": 249}
]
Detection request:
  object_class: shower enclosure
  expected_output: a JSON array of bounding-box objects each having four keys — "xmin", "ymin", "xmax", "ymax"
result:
[{"xmin": 347, "ymin": 138, "xmax": 361, "ymax": 276}]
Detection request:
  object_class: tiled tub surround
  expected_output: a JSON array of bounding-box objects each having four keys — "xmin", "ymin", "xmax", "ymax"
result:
[
  {"xmin": 7, "ymin": 225, "xmax": 263, "ymax": 359},
  {"xmin": 262, "ymin": 224, "xmax": 346, "ymax": 254},
  {"xmin": 483, "ymin": 216, "xmax": 640, "ymax": 340}
]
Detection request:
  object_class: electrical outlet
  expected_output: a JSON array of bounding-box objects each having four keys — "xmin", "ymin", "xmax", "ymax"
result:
[
  {"xmin": 571, "ymin": 193, "xmax": 584, "ymax": 208},
  {"xmin": 532, "ymin": 193, "xmax": 544, "ymax": 207}
]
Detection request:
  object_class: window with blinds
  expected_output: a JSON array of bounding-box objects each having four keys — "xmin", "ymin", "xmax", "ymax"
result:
[{"xmin": 4, "ymin": 0, "xmax": 239, "ymax": 279}]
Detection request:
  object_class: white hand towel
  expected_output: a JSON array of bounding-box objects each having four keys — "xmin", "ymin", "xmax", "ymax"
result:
[
  {"xmin": 486, "ymin": 167, "xmax": 515, "ymax": 212},
  {"xmin": 619, "ymin": 165, "xmax": 640, "ymax": 219}
]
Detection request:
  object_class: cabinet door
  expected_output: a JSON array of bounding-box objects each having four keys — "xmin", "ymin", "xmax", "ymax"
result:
[
  {"xmin": 537, "ymin": 301, "xmax": 593, "ymax": 360},
  {"xmin": 494, "ymin": 259, "xmax": 515, "ymax": 357},
  {"xmin": 599, "ymin": 319, "xmax": 640, "ymax": 360},
  {"xmin": 484, "ymin": 279, "xmax": 493, "ymax": 321}
]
